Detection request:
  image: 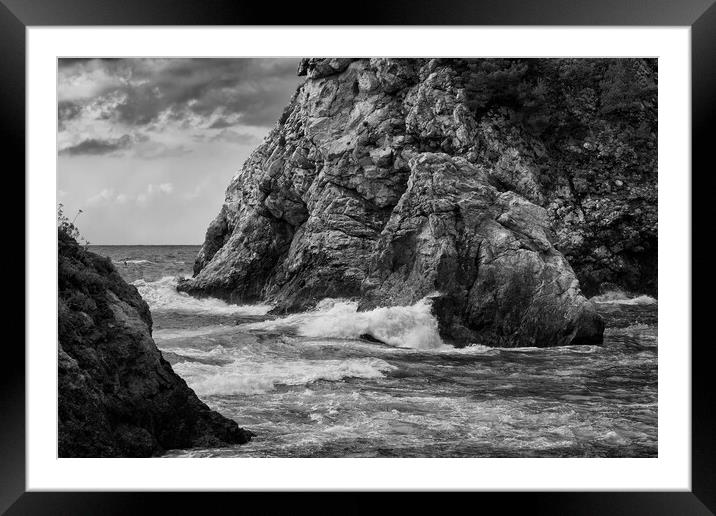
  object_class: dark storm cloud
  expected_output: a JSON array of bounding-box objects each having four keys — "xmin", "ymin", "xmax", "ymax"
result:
[
  {"xmin": 58, "ymin": 100, "xmax": 82, "ymax": 122},
  {"xmin": 59, "ymin": 135, "xmax": 132, "ymax": 156},
  {"xmin": 58, "ymin": 100, "xmax": 83, "ymax": 130},
  {"xmin": 60, "ymin": 58, "xmax": 303, "ymax": 129},
  {"xmin": 59, "ymin": 57, "xmax": 124, "ymax": 67}
]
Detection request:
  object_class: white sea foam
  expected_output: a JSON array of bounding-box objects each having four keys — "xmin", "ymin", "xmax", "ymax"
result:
[
  {"xmin": 153, "ymin": 326, "xmax": 237, "ymax": 342},
  {"xmin": 452, "ymin": 344, "xmax": 494, "ymax": 354},
  {"xmin": 591, "ymin": 291, "xmax": 657, "ymax": 305},
  {"xmin": 172, "ymin": 356, "xmax": 397, "ymax": 395},
  {"xmin": 242, "ymin": 297, "xmax": 445, "ymax": 350},
  {"xmin": 160, "ymin": 345, "xmax": 230, "ymax": 358},
  {"xmin": 133, "ymin": 276, "xmax": 273, "ymax": 315},
  {"xmin": 115, "ymin": 259, "xmax": 154, "ymax": 265}
]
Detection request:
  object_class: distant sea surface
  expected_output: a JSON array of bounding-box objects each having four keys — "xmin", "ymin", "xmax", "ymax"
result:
[{"xmin": 90, "ymin": 245, "xmax": 658, "ymax": 458}]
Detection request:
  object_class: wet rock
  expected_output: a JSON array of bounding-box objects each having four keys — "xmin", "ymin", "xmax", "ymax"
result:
[
  {"xmin": 358, "ymin": 153, "xmax": 604, "ymax": 347},
  {"xmin": 359, "ymin": 333, "xmax": 385, "ymax": 344}
]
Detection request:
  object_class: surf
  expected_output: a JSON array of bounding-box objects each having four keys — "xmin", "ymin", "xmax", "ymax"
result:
[
  {"xmin": 591, "ymin": 291, "xmax": 657, "ymax": 305},
  {"xmin": 241, "ymin": 297, "xmax": 446, "ymax": 350},
  {"xmin": 133, "ymin": 276, "xmax": 273, "ymax": 315},
  {"xmin": 170, "ymin": 353, "xmax": 397, "ymax": 396}
]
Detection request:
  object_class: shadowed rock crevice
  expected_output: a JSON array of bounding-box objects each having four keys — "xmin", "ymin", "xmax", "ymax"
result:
[{"xmin": 181, "ymin": 58, "xmax": 656, "ymax": 347}]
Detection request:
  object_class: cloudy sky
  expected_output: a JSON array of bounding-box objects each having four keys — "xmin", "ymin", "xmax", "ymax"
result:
[{"xmin": 57, "ymin": 58, "xmax": 304, "ymax": 244}]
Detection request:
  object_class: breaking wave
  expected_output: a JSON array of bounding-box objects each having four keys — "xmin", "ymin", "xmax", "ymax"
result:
[
  {"xmin": 133, "ymin": 276, "xmax": 273, "ymax": 315},
  {"xmin": 591, "ymin": 291, "xmax": 657, "ymax": 305},
  {"xmin": 242, "ymin": 297, "xmax": 445, "ymax": 350},
  {"xmin": 152, "ymin": 326, "xmax": 238, "ymax": 342},
  {"xmin": 170, "ymin": 352, "xmax": 397, "ymax": 395},
  {"xmin": 115, "ymin": 259, "xmax": 154, "ymax": 265}
]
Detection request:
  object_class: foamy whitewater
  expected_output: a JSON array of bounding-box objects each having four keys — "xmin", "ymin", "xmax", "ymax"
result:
[
  {"xmin": 242, "ymin": 297, "xmax": 445, "ymax": 350},
  {"xmin": 90, "ymin": 245, "xmax": 658, "ymax": 458},
  {"xmin": 134, "ymin": 276, "xmax": 272, "ymax": 316},
  {"xmin": 591, "ymin": 290, "xmax": 658, "ymax": 305}
]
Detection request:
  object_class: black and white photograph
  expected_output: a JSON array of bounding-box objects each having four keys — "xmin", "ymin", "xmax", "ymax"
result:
[{"xmin": 57, "ymin": 57, "xmax": 658, "ymax": 459}]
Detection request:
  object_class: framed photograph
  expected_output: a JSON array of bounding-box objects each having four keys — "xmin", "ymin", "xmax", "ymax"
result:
[{"xmin": 5, "ymin": 0, "xmax": 712, "ymax": 513}]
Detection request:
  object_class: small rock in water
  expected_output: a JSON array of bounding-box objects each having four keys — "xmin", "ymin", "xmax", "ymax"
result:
[{"xmin": 359, "ymin": 333, "xmax": 385, "ymax": 344}]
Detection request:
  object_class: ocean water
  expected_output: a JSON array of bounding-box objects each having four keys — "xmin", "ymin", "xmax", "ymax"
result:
[{"xmin": 91, "ymin": 245, "xmax": 658, "ymax": 458}]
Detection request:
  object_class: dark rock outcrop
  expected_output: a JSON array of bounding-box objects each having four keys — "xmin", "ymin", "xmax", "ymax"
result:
[
  {"xmin": 58, "ymin": 230, "xmax": 253, "ymax": 457},
  {"xmin": 181, "ymin": 58, "xmax": 656, "ymax": 347}
]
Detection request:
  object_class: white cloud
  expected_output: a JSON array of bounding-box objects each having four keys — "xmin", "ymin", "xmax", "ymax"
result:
[
  {"xmin": 58, "ymin": 61, "xmax": 121, "ymax": 102},
  {"xmin": 137, "ymin": 183, "xmax": 174, "ymax": 204},
  {"xmin": 182, "ymin": 182, "xmax": 206, "ymax": 201},
  {"xmin": 86, "ymin": 182, "xmax": 174, "ymax": 206},
  {"xmin": 157, "ymin": 183, "xmax": 174, "ymax": 194},
  {"xmin": 86, "ymin": 188, "xmax": 118, "ymax": 205}
]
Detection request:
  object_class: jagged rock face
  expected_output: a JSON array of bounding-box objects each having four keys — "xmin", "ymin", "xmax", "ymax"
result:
[
  {"xmin": 182, "ymin": 58, "xmax": 656, "ymax": 346},
  {"xmin": 358, "ymin": 153, "xmax": 603, "ymax": 347},
  {"xmin": 58, "ymin": 230, "xmax": 253, "ymax": 457}
]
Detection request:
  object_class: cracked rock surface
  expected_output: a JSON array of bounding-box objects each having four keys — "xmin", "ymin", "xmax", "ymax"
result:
[{"xmin": 181, "ymin": 58, "xmax": 657, "ymax": 347}]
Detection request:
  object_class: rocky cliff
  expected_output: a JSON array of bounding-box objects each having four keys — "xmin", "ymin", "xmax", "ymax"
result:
[
  {"xmin": 58, "ymin": 230, "xmax": 253, "ymax": 457},
  {"xmin": 180, "ymin": 58, "xmax": 657, "ymax": 347}
]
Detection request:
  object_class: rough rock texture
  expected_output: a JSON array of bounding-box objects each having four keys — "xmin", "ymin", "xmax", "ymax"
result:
[
  {"xmin": 58, "ymin": 230, "xmax": 253, "ymax": 457},
  {"xmin": 181, "ymin": 58, "xmax": 656, "ymax": 346},
  {"xmin": 359, "ymin": 153, "xmax": 603, "ymax": 347}
]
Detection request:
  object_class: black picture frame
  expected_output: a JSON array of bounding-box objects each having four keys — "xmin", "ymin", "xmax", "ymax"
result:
[{"xmin": 4, "ymin": 0, "xmax": 713, "ymax": 513}]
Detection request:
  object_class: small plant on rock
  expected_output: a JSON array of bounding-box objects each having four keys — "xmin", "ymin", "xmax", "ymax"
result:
[{"xmin": 57, "ymin": 203, "xmax": 90, "ymax": 246}]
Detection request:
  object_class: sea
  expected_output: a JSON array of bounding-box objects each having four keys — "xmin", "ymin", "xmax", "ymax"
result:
[{"xmin": 90, "ymin": 244, "xmax": 658, "ymax": 458}]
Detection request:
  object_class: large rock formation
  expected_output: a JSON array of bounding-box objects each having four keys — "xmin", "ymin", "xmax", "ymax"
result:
[
  {"xmin": 181, "ymin": 58, "xmax": 657, "ymax": 347},
  {"xmin": 58, "ymin": 230, "xmax": 253, "ymax": 457}
]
